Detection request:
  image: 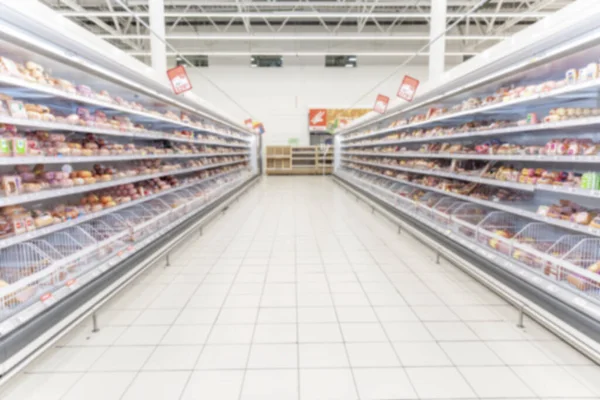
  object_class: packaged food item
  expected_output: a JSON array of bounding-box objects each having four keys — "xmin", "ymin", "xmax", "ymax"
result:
[
  {"xmin": 581, "ymin": 63, "xmax": 599, "ymax": 81},
  {"xmin": 0, "ymin": 57, "xmax": 20, "ymax": 76},
  {"xmin": 2, "ymin": 176, "xmax": 21, "ymax": 195},
  {"xmin": 0, "ymin": 138, "xmax": 11, "ymax": 157},
  {"xmin": 565, "ymin": 68, "xmax": 579, "ymax": 84},
  {"xmin": 581, "ymin": 172, "xmax": 600, "ymax": 190},
  {"xmin": 567, "ymin": 261, "xmax": 600, "ymax": 291},
  {"xmin": 6, "ymin": 101, "xmax": 27, "ymax": 119}
]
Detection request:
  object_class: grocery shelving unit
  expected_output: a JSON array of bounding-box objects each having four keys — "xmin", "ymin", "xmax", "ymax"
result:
[
  {"xmin": 0, "ymin": 3, "xmax": 259, "ymax": 378},
  {"xmin": 266, "ymin": 145, "xmax": 332, "ymax": 175},
  {"xmin": 265, "ymin": 145, "xmax": 292, "ymax": 173},
  {"xmin": 334, "ymin": 13, "xmax": 600, "ymax": 359}
]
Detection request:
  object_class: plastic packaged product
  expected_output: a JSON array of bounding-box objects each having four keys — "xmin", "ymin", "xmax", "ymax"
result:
[
  {"xmin": 565, "ymin": 68, "xmax": 579, "ymax": 84},
  {"xmin": 7, "ymin": 101, "xmax": 27, "ymax": 119},
  {"xmin": 581, "ymin": 172, "xmax": 600, "ymax": 190},
  {"xmin": 2, "ymin": 175, "xmax": 22, "ymax": 195},
  {"xmin": 567, "ymin": 261, "xmax": 600, "ymax": 291}
]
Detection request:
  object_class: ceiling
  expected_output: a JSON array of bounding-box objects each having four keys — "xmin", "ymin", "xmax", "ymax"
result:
[{"xmin": 42, "ymin": 0, "xmax": 577, "ymax": 65}]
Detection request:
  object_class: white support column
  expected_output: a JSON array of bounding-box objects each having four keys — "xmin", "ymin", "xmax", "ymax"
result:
[
  {"xmin": 428, "ymin": 0, "xmax": 447, "ymax": 83},
  {"xmin": 149, "ymin": 0, "xmax": 167, "ymax": 72}
]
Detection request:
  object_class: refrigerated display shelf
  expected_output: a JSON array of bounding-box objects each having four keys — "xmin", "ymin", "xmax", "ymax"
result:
[
  {"xmin": 0, "ymin": 3, "xmax": 260, "ymax": 379},
  {"xmin": 0, "ymin": 116, "xmax": 250, "ymax": 149},
  {"xmin": 0, "ymin": 159, "xmax": 249, "ymax": 207},
  {"xmin": 0, "ymin": 75, "xmax": 251, "ymax": 143},
  {"xmin": 0, "ymin": 167, "xmax": 246, "ymax": 251},
  {"xmin": 341, "ymin": 79, "xmax": 600, "ymax": 144},
  {"xmin": 0, "ymin": 151, "xmax": 247, "ymax": 165},
  {"xmin": 335, "ymin": 170, "xmax": 600, "ymax": 324},
  {"xmin": 342, "ymin": 157, "xmax": 600, "ymax": 199},
  {"xmin": 342, "ymin": 116, "xmax": 600, "ymax": 148},
  {"xmin": 341, "ymin": 164, "xmax": 600, "ymax": 238},
  {"xmin": 342, "ymin": 150, "xmax": 600, "ymax": 163},
  {"xmin": 0, "ymin": 171, "xmax": 253, "ymax": 337},
  {"xmin": 341, "ymin": 157, "xmax": 535, "ymax": 192}
]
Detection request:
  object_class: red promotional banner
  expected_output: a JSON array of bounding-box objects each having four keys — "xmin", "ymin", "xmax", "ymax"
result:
[
  {"xmin": 373, "ymin": 94, "xmax": 390, "ymax": 114},
  {"xmin": 244, "ymin": 118, "xmax": 253, "ymax": 129},
  {"xmin": 397, "ymin": 75, "xmax": 420, "ymax": 102},
  {"xmin": 167, "ymin": 65, "xmax": 192, "ymax": 95},
  {"xmin": 309, "ymin": 108, "xmax": 327, "ymax": 129}
]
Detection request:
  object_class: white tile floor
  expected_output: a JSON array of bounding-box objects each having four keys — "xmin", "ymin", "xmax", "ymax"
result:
[{"xmin": 2, "ymin": 176, "xmax": 600, "ymax": 400}]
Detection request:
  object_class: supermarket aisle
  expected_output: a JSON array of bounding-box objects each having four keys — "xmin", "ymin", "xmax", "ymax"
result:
[{"xmin": 3, "ymin": 176, "xmax": 600, "ymax": 400}]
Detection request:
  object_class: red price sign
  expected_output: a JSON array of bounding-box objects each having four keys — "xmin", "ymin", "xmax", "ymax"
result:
[
  {"xmin": 397, "ymin": 75, "xmax": 420, "ymax": 102},
  {"xmin": 373, "ymin": 94, "xmax": 390, "ymax": 114},
  {"xmin": 40, "ymin": 292, "xmax": 56, "ymax": 306},
  {"xmin": 167, "ymin": 65, "xmax": 192, "ymax": 95},
  {"xmin": 66, "ymin": 279, "xmax": 80, "ymax": 291}
]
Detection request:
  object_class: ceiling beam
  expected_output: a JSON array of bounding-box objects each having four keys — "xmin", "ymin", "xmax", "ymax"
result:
[
  {"xmin": 58, "ymin": 11, "xmax": 552, "ymax": 19},
  {"xmin": 123, "ymin": 0, "xmax": 570, "ymax": 7},
  {"xmin": 98, "ymin": 34, "xmax": 508, "ymax": 40},
  {"xmin": 126, "ymin": 51, "xmax": 480, "ymax": 56},
  {"xmin": 57, "ymin": 0, "xmax": 141, "ymax": 50}
]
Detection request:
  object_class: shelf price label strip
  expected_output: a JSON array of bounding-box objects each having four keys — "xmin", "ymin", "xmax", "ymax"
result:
[
  {"xmin": 0, "ymin": 159, "xmax": 249, "ymax": 207},
  {"xmin": 341, "ymin": 116, "xmax": 600, "ymax": 149},
  {"xmin": 341, "ymin": 164, "xmax": 600, "ymax": 238},
  {"xmin": 0, "ymin": 152, "xmax": 250, "ymax": 166},
  {"xmin": 341, "ymin": 151, "xmax": 600, "ymax": 164},
  {"xmin": 0, "ymin": 116, "xmax": 251, "ymax": 149},
  {"xmin": 0, "ymin": 75, "xmax": 252, "ymax": 143},
  {"xmin": 0, "ymin": 167, "xmax": 248, "ymax": 250},
  {"xmin": 342, "ymin": 158, "xmax": 600, "ymax": 199},
  {"xmin": 340, "ymin": 79, "xmax": 600, "ymax": 144}
]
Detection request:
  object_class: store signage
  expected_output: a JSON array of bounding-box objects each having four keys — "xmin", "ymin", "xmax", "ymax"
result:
[
  {"xmin": 167, "ymin": 65, "xmax": 192, "ymax": 95},
  {"xmin": 373, "ymin": 94, "xmax": 389, "ymax": 114},
  {"xmin": 253, "ymin": 121, "xmax": 265, "ymax": 134},
  {"xmin": 308, "ymin": 108, "xmax": 370, "ymax": 133},
  {"xmin": 397, "ymin": 75, "xmax": 420, "ymax": 102},
  {"xmin": 309, "ymin": 108, "xmax": 327, "ymax": 129},
  {"xmin": 244, "ymin": 118, "xmax": 253, "ymax": 129}
]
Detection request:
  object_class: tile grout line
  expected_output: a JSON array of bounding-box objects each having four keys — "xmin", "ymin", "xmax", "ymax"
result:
[
  {"xmin": 236, "ymin": 187, "xmax": 281, "ymax": 400},
  {"xmin": 328, "ymin": 221, "xmax": 421, "ymax": 399},
  {"xmin": 294, "ymin": 201, "xmax": 301, "ymax": 400},
  {"xmin": 313, "ymin": 196, "xmax": 362, "ymax": 400},
  {"xmin": 334, "ymin": 179, "xmax": 547, "ymax": 400},
  {"xmin": 337, "ymin": 182, "xmax": 486, "ymax": 400},
  {"xmin": 174, "ymin": 184, "xmax": 265, "ymax": 400}
]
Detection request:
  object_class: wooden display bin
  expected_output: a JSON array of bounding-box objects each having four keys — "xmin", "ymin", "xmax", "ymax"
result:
[{"xmin": 266, "ymin": 145, "xmax": 333, "ymax": 175}]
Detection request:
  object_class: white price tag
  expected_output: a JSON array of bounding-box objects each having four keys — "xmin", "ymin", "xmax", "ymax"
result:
[
  {"xmin": 66, "ymin": 279, "xmax": 80, "ymax": 291},
  {"xmin": 0, "ymin": 319, "xmax": 16, "ymax": 336},
  {"xmin": 573, "ymin": 297, "xmax": 588, "ymax": 308},
  {"xmin": 40, "ymin": 293, "xmax": 56, "ymax": 307}
]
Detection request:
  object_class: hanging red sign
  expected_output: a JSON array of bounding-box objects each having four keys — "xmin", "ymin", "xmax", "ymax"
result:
[
  {"xmin": 308, "ymin": 108, "xmax": 327, "ymax": 129},
  {"xmin": 167, "ymin": 65, "xmax": 192, "ymax": 95},
  {"xmin": 373, "ymin": 94, "xmax": 390, "ymax": 114},
  {"xmin": 397, "ymin": 75, "xmax": 420, "ymax": 102},
  {"xmin": 244, "ymin": 118, "xmax": 253, "ymax": 129}
]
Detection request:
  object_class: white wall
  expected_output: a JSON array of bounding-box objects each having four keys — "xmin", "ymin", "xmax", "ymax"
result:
[{"xmin": 185, "ymin": 57, "xmax": 459, "ymax": 146}]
